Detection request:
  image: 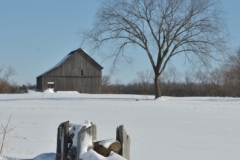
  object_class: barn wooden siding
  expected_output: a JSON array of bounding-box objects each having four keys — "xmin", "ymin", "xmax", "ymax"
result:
[{"xmin": 36, "ymin": 48, "xmax": 103, "ymax": 93}]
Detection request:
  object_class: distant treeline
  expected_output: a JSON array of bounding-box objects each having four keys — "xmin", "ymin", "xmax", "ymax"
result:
[{"xmin": 102, "ymin": 48, "xmax": 240, "ymax": 97}]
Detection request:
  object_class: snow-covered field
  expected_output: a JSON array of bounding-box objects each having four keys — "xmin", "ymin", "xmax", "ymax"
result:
[{"xmin": 0, "ymin": 92, "xmax": 240, "ymax": 160}]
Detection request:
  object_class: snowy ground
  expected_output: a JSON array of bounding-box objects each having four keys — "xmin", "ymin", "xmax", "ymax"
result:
[{"xmin": 0, "ymin": 92, "xmax": 240, "ymax": 160}]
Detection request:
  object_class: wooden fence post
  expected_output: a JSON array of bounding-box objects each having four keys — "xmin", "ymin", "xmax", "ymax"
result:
[
  {"xmin": 116, "ymin": 125, "xmax": 131, "ymax": 160},
  {"xmin": 56, "ymin": 121, "xmax": 69, "ymax": 160},
  {"xmin": 76, "ymin": 125, "xmax": 96, "ymax": 160},
  {"xmin": 92, "ymin": 124, "xmax": 97, "ymax": 141}
]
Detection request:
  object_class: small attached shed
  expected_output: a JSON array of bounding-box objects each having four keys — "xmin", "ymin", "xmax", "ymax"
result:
[{"xmin": 36, "ymin": 48, "xmax": 103, "ymax": 93}]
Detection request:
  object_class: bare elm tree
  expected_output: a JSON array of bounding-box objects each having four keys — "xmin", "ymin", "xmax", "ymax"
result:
[{"xmin": 81, "ymin": 0, "xmax": 228, "ymax": 98}]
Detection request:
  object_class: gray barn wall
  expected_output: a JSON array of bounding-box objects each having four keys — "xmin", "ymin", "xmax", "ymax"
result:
[
  {"xmin": 37, "ymin": 49, "xmax": 102, "ymax": 93},
  {"xmin": 40, "ymin": 76, "xmax": 101, "ymax": 93}
]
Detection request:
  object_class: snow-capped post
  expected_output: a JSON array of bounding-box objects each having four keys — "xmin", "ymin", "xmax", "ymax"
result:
[
  {"xmin": 56, "ymin": 121, "xmax": 70, "ymax": 160},
  {"xmin": 76, "ymin": 124, "xmax": 96, "ymax": 160},
  {"xmin": 116, "ymin": 125, "xmax": 131, "ymax": 160}
]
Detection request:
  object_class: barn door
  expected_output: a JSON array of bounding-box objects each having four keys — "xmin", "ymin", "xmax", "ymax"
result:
[{"xmin": 47, "ymin": 82, "xmax": 54, "ymax": 89}]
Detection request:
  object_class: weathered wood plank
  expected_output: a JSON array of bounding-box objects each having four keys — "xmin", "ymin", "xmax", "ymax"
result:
[
  {"xmin": 92, "ymin": 124, "xmax": 97, "ymax": 141},
  {"xmin": 116, "ymin": 125, "xmax": 131, "ymax": 160},
  {"xmin": 76, "ymin": 125, "xmax": 95, "ymax": 160},
  {"xmin": 56, "ymin": 121, "xmax": 69, "ymax": 160}
]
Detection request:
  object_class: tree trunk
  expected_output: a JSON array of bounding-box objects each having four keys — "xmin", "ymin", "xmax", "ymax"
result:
[{"xmin": 154, "ymin": 74, "xmax": 161, "ymax": 99}]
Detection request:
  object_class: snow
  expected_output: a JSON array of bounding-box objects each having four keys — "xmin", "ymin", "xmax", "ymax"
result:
[
  {"xmin": 0, "ymin": 153, "xmax": 55, "ymax": 160},
  {"xmin": 69, "ymin": 121, "xmax": 92, "ymax": 147},
  {"xmin": 68, "ymin": 120, "xmax": 93, "ymax": 159},
  {"xmin": 84, "ymin": 120, "xmax": 92, "ymax": 128},
  {"xmin": 0, "ymin": 93, "xmax": 240, "ymax": 160},
  {"xmin": 81, "ymin": 48, "xmax": 90, "ymax": 56},
  {"xmin": 82, "ymin": 150, "xmax": 126, "ymax": 160},
  {"xmin": 56, "ymin": 91, "xmax": 79, "ymax": 94},
  {"xmin": 43, "ymin": 88, "xmax": 54, "ymax": 93},
  {"xmin": 99, "ymin": 140, "xmax": 118, "ymax": 149},
  {"xmin": 37, "ymin": 48, "xmax": 99, "ymax": 78},
  {"xmin": 79, "ymin": 133, "xmax": 93, "ymax": 159}
]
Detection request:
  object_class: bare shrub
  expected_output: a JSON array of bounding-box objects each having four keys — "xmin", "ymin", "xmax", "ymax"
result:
[
  {"xmin": 101, "ymin": 75, "xmax": 112, "ymax": 93},
  {"xmin": 0, "ymin": 66, "xmax": 17, "ymax": 93},
  {"xmin": 0, "ymin": 115, "xmax": 16, "ymax": 154}
]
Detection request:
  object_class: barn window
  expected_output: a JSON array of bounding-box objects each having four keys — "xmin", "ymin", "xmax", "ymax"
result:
[{"xmin": 81, "ymin": 70, "xmax": 83, "ymax": 76}]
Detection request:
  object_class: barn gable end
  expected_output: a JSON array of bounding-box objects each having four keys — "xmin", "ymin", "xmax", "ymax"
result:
[{"xmin": 37, "ymin": 48, "xmax": 103, "ymax": 93}]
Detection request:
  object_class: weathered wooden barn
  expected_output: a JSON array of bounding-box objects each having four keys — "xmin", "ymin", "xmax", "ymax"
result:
[{"xmin": 36, "ymin": 48, "xmax": 103, "ymax": 93}]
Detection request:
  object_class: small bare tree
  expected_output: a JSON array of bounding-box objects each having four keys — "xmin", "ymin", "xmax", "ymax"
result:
[{"xmin": 82, "ymin": 0, "xmax": 228, "ymax": 98}]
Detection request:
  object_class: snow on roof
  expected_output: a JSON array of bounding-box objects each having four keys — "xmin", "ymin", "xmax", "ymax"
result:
[
  {"xmin": 78, "ymin": 48, "xmax": 103, "ymax": 69},
  {"xmin": 37, "ymin": 54, "xmax": 71, "ymax": 77},
  {"xmin": 81, "ymin": 48, "xmax": 90, "ymax": 56},
  {"xmin": 37, "ymin": 48, "xmax": 103, "ymax": 77}
]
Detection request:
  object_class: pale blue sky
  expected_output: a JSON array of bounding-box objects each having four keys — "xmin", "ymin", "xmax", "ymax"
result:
[{"xmin": 0, "ymin": 0, "xmax": 239, "ymax": 85}]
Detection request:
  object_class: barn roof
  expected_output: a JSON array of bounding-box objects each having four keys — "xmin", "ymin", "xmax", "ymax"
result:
[{"xmin": 37, "ymin": 48, "xmax": 103, "ymax": 77}]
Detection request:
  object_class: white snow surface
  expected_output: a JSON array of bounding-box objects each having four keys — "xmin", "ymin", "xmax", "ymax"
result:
[
  {"xmin": 82, "ymin": 150, "xmax": 126, "ymax": 160},
  {"xmin": 99, "ymin": 139, "xmax": 118, "ymax": 149},
  {"xmin": 43, "ymin": 88, "xmax": 54, "ymax": 93},
  {"xmin": 79, "ymin": 133, "xmax": 93, "ymax": 159},
  {"xmin": 0, "ymin": 93, "xmax": 240, "ymax": 160},
  {"xmin": 56, "ymin": 91, "xmax": 79, "ymax": 94}
]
